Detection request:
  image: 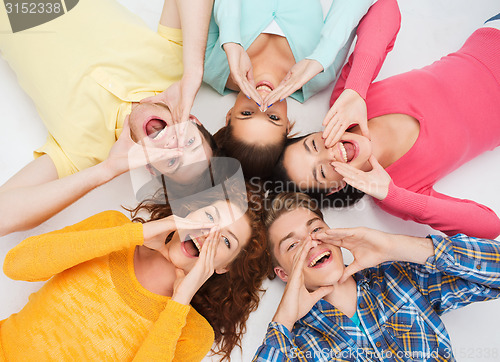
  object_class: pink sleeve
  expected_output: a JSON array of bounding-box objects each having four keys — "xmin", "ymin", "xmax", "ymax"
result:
[
  {"xmin": 375, "ymin": 181, "xmax": 500, "ymax": 239},
  {"xmin": 330, "ymin": 0, "xmax": 401, "ymax": 104}
]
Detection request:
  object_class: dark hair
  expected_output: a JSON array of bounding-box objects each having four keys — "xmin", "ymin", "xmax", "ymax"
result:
[
  {"xmin": 270, "ymin": 135, "xmax": 365, "ymax": 208},
  {"xmin": 196, "ymin": 122, "xmax": 223, "ymax": 157},
  {"xmin": 214, "ymin": 123, "xmax": 285, "ymax": 179},
  {"xmin": 127, "ymin": 181, "xmax": 272, "ymax": 361}
]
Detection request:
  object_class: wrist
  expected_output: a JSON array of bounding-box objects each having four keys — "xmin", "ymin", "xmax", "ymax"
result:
[
  {"xmin": 390, "ymin": 234, "xmax": 434, "ymax": 264},
  {"xmin": 94, "ymin": 161, "xmax": 122, "ymax": 184},
  {"xmin": 171, "ymin": 290, "xmax": 194, "ymax": 306},
  {"xmin": 272, "ymin": 310, "xmax": 295, "ymax": 332}
]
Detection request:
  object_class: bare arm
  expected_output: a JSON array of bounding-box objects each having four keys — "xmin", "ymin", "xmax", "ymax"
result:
[{"xmin": 0, "ymin": 155, "xmax": 118, "ymax": 236}]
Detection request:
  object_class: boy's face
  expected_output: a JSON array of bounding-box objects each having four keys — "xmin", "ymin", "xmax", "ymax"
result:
[{"xmin": 268, "ymin": 207, "xmax": 344, "ymax": 290}]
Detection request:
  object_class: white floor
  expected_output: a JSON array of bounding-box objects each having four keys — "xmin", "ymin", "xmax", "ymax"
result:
[{"xmin": 1, "ymin": 0, "xmax": 500, "ymax": 361}]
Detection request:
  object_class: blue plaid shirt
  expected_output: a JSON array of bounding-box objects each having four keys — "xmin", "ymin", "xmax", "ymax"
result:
[{"xmin": 253, "ymin": 234, "xmax": 500, "ymax": 361}]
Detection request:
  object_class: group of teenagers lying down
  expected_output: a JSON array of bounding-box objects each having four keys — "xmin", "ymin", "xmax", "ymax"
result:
[{"xmin": 1, "ymin": 0, "xmax": 500, "ymax": 360}]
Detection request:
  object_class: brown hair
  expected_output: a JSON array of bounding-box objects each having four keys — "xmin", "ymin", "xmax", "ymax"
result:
[
  {"xmin": 263, "ymin": 192, "xmax": 324, "ymax": 268},
  {"xmin": 128, "ymin": 181, "xmax": 272, "ymax": 360},
  {"xmin": 214, "ymin": 124, "xmax": 285, "ymax": 179}
]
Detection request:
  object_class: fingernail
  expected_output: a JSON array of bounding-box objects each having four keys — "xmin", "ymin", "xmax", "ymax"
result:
[
  {"xmin": 267, "ymin": 104, "xmax": 273, "ymax": 109},
  {"xmin": 256, "ymin": 102, "xmax": 261, "ymax": 107},
  {"xmin": 246, "ymin": 95, "xmax": 251, "ymax": 100}
]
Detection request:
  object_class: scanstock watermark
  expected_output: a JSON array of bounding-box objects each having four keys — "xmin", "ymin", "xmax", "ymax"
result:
[{"xmin": 3, "ymin": 0, "xmax": 79, "ymax": 33}]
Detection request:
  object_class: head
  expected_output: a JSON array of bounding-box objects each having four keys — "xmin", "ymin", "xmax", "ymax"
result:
[
  {"xmin": 271, "ymin": 132, "xmax": 368, "ymax": 207},
  {"xmin": 264, "ymin": 192, "xmax": 344, "ymax": 290},
  {"xmin": 214, "ymin": 89, "xmax": 290, "ymax": 179},
  {"xmin": 129, "ymin": 180, "xmax": 271, "ymax": 360},
  {"xmin": 128, "ymin": 102, "xmax": 217, "ymax": 184}
]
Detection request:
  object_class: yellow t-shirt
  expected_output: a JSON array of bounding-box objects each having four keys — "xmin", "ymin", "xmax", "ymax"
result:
[
  {"xmin": 1, "ymin": 211, "xmax": 214, "ymax": 361},
  {"xmin": 0, "ymin": 0, "xmax": 183, "ymax": 177}
]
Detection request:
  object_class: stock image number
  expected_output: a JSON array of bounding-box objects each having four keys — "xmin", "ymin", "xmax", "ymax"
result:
[{"xmin": 5, "ymin": 2, "xmax": 62, "ymax": 14}]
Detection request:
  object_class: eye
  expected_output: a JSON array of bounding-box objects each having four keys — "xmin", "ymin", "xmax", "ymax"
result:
[
  {"xmin": 167, "ymin": 157, "xmax": 178, "ymax": 167},
  {"xmin": 269, "ymin": 114, "xmax": 280, "ymax": 121},
  {"xmin": 205, "ymin": 211, "xmax": 214, "ymax": 223},
  {"xmin": 312, "ymin": 227, "xmax": 323, "ymax": 233},
  {"xmin": 185, "ymin": 137, "xmax": 195, "ymax": 146},
  {"xmin": 241, "ymin": 111, "xmax": 251, "ymax": 116},
  {"xmin": 312, "ymin": 139, "xmax": 318, "ymax": 152},
  {"xmin": 222, "ymin": 235, "xmax": 231, "ymax": 248},
  {"xmin": 287, "ymin": 241, "xmax": 298, "ymax": 251},
  {"xmin": 320, "ymin": 166, "xmax": 326, "ymax": 179}
]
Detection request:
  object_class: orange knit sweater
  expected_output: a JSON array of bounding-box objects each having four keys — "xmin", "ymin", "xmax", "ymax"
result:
[{"xmin": 0, "ymin": 211, "xmax": 214, "ymax": 361}]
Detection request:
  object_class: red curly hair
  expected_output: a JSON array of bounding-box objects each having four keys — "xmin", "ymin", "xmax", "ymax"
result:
[{"xmin": 128, "ymin": 180, "xmax": 272, "ymax": 360}]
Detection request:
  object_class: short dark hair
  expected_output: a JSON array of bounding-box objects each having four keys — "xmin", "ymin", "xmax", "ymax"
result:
[
  {"xmin": 270, "ymin": 135, "xmax": 365, "ymax": 208},
  {"xmin": 214, "ymin": 123, "xmax": 285, "ymax": 179}
]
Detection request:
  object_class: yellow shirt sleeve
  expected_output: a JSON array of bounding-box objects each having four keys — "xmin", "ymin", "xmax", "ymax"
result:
[
  {"xmin": 133, "ymin": 299, "xmax": 214, "ymax": 361},
  {"xmin": 3, "ymin": 210, "xmax": 144, "ymax": 282}
]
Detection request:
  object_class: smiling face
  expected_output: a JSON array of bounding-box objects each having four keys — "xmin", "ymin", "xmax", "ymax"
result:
[
  {"xmin": 269, "ymin": 207, "xmax": 344, "ymax": 290},
  {"xmin": 283, "ymin": 132, "xmax": 372, "ymax": 191},
  {"xmin": 167, "ymin": 200, "xmax": 252, "ymax": 274},
  {"xmin": 228, "ymin": 83, "xmax": 289, "ymax": 147},
  {"xmin": 128, "ymin": 102, "xmax": 213, "ymax": 183}
]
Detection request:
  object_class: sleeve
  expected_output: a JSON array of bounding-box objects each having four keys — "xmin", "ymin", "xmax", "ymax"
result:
[
  {"xmin": 3, "ymin": 210, "xmax": 144, "ymax": 282},
  {"xmin": 407, "ymin": 234, "xmax": 500, "ymax": 315},
  {"xmin": 252, "ymin": 322, "xmax": 301, "ymax": 362},
  {"xmin": 329, "ymin": 0, "xmax": 401, "ymax": 103},
  {"xmin": 307, "ymin": 0, "xmax": 374, "ymax": 72},
  {"xmin": 213, "ymin": 0, "xmax": 242, "ymax": 47},
  {"xmin": 133, "ymin": 300, "xmax": 213, "ymax": 361},
  {"xmin": 375, "ymin": 181, "xmax": 500, "ymax": 239}
]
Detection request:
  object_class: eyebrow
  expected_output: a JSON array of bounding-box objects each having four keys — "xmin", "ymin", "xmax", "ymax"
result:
[
  {"xmin": 226, "ymin": 228, "xmax": 240, "ymax": 247},
  {"xmin": 303, "ymin": 139, "xmax": 319, "ymax": 184},
  {"xmin": 277, "ymin": 216, "xmax": 322, "ymax": 251},
  {"xmin": 235, "ymin": 115, "xmax": 281, "ymax": 127}
]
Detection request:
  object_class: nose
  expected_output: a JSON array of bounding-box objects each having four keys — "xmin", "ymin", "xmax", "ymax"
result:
[{"xmin": 164, "ymin": 133, "xmax": 178, "ymax": 149}]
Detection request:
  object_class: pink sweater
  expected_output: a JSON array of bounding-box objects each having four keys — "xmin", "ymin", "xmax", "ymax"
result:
[{"xmin": 331, "ymin": 8, "xmax": 500, "ymax": 238}]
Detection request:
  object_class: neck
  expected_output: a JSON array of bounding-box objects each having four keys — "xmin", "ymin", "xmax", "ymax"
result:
[
  {"xmin": 323, "ymin": 276, "xmax": 358, "ymax": 318},
  {"xmin": 134, "ymin": 245, "xmax": 177, "ymax": 297}
]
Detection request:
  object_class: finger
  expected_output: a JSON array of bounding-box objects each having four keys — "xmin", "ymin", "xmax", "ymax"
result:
[
  {"xmin": 359, "ymin": 122, "xmax": 371, "ymax": 140},
  {"xmin": 330, "ymin": 162, "xmax": 360, "ymax": 178},
  {"xmin": 321, "ymin": 112, "xmax": 338, "ymax": 138},
  {"xmin": 368, "ymin": 154, "xmax": 383, "ymax": 170},
  {"xmin": 140, "ymin": 95, "xmax": 160, "ymax": 104},
  {"xmin": 340, "ymin": 262, "xmax": 362, "ymax": 283},
  {"xmin": 310, "ymin": 285, "xmax": 334, "ymax": 302},
  {"xmin": 325, "ymin": 115, "xmax": 345, "ymax": 147},
  {"xmin": 292, "ymin": 238, "xmax": 313, "ymax": 273},
  {"xmin": 322, "ymin": 106, "xmax": 338, "ymax": 127},
  {"xmin": 175, "ymin": 268, "xmax": 186, "ymax": 280},
  {"xmin": 239, "ymin": 78, "xmax": 263, "ymax": 107}
]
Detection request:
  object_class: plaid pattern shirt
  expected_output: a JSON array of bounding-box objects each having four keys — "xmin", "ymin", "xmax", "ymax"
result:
[{"xmin": 253, "ymin": 234, "xmax": 500, "ymax": 361}]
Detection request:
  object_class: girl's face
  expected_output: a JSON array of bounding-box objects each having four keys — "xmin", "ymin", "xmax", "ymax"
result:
[
  {"xmin": 128, "ymin": 103, "xmax": 213, "ymax": 183},
  {"xmin": 283, "ymin": 132, "xmax": 372, "ymax": 191},
  {"xmin": 227, "ymin": 88, "xmax": 289, "ymax": 147},
  {"xmin": 167, "ymin": 200, "xmax": 252, "ymax": 274}
]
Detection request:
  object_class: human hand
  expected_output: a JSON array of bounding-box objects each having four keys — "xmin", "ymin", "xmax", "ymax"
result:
[
  {"xmin": 262, "ymin": 59, "xmax": 324, "ymax": 109},
  {"xmin": 312, "ymin": 227, "xmax": 394, "ymax": 283},
  {"xmin": 140, "ymin": 72, "xmax": 202, "ymax": 124},
  {"xmin": 272, "ymin": 238, "xmax": 334, "ymax": 331},
  {"xmin": 104, "ymin": 116, "xmax": 183, "ymax": 176},
  {"xmin": 331, "ymin": 155, "xmax": 391, "ymax": 200},
  {"xmin": 223, "ymin": 42, "xmax": 263, "ymax": 108},
  {"xmin": 322, "ymin": 89, "xmax": 369, "ymax": 148},
  {"xmin": 171, "ymin": 227, "xmax": 221, "ymax": 305},
  {"xmin": 142, "ymin": 215, "xmax": 214, "ymax": 252}
]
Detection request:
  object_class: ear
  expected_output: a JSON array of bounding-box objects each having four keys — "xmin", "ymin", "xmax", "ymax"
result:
[
  {"xmin": 225, "ymin": 108, "xmax": 233, "ymax": 126},
  {"xmin": 190, "ymin": 115, "xmax": 202, "ymax": 126},
  {"xmin": 326, "ymin": 181, "xmax": 347, "ymax": 196},
  {"xmin": 215, "ymin": 266, "xmax": 229, "ymax": 275},
  {"xmin": 274, "ymin": 266, "xmax": 289, "ymax": 282}
]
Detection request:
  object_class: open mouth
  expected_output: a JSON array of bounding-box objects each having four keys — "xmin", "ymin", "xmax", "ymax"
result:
[
  {"xmin": 308, "ymin": 251, "xmax": 332, "ymax": 268},
  {"xmin": 145, "ymin": 118, "xmax": 168, "ymax": 140},
  {"xmin": 255, "ymin": 81, "xmax": 274, "ymax": 93},
  {"xmin": 182, "ymin": 234, "xmax": 202, "ymax": 258},
  {"xmin": 338, "ymin": 141, "xmax": 357, "ymax": 163}
]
